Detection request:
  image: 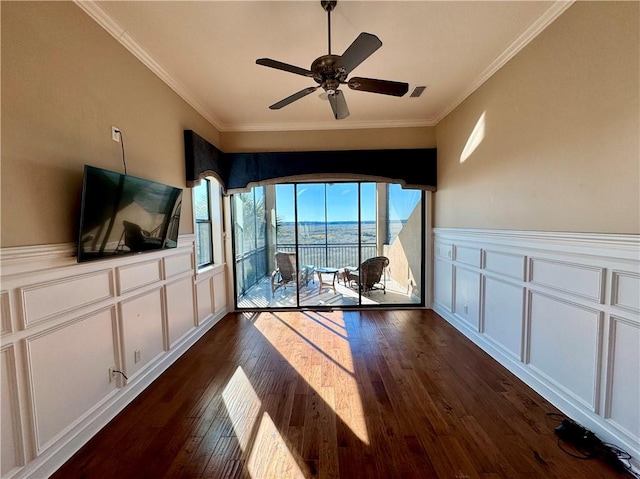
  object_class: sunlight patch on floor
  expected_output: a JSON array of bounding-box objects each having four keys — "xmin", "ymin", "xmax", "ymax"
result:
[
  {"xmin": 222, "ymin": 367, "xmax": 307, "ymax": 478},
  {"xmin": 254, "ymin": 311, "xmax": 370, "ymax": 445},
  {"xmin": 222, "ymin": 366, "xmax": 262, "ymax": 450},
  {"xmin": 248, "ymin": 412, "xmax": 306, "ymax": 479}
]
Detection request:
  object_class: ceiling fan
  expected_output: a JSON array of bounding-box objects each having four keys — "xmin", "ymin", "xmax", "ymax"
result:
[{"xmin": 256, "ymin": 0, "xmax": 409, "ymax": 120}]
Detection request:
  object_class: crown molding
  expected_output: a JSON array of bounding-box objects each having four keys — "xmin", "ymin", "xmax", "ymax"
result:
[
  {"xmin": 229, "ymin": 118, "xmax": 436, "ymax": 133},
  {"xmin": 73, "ymin": 0, "xmax": 225, "ymax": 132},
  {"xmin": 74, "ymin": 0, "xmax": 573, "ymax": 133},
  {"xmin": 432, "ymin": 0, "xmax": 575, "ymax": 124}
]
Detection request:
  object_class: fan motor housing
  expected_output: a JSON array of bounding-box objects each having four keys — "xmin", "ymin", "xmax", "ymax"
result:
[{"xmin": 311, "ymin": 55, "xmax": 347, "ymax": 85}]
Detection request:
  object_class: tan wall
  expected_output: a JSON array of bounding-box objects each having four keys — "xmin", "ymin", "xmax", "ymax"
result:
[
  {"xmin": 385, "ymin": 200, "xmax": 422, "ymax": 296},
  {"xmin": 6, "ymin": 1, "xmax": 635, "ymax": 248},
  {"xmin": 221, "ymin": 126, "xmax": 436, "ymax": 152},
  {"xmin": 1, "ymin": 2, "xmax": 221, "ymax": 247},
  {"xmin": 434, "ymin": 1, "xmax": 639, "ymax": 233}
]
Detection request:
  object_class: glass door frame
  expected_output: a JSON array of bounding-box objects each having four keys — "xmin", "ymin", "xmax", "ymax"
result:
[{"xmin": 231, "ymin": 180, "xmax": 426, "ymax": 311}]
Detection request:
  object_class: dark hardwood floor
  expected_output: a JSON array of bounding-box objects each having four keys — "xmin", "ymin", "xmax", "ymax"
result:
[{"xmin": 51, "ymin": 309, "xmax": 626, "ymax": 478}]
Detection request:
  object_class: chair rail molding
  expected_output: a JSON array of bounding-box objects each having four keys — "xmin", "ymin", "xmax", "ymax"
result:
[
  {"xmin": 432, "ymin": 227, "xmax": 640, "ymax": 470},
  {"xmin": 0, "ymin": 234, "xmax": 228, "ymax": 479}
]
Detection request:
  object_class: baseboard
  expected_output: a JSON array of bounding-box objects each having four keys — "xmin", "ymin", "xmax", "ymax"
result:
[
  {"xmin": 431, "ymin": 227, "xmax": 640, "ymax": 470},
  {"xmin": 12, "ymin": 308, "xmax": 227, "ymax": 479}
]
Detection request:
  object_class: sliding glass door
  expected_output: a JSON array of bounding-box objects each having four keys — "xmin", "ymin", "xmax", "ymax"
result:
[
  {"xmin": 295, "ymin": 183, "xmax": 362, "ymax": 307},
  {"xmin": 232, "ymin": 187, "xmax": 267, "ymax": 299},
  {"xmin": 233, "ymin": 181, "xmax": 424, "ymax": 309}
]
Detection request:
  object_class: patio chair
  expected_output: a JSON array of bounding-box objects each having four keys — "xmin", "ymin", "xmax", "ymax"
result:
[
  {"xmin": 271, "ymin": 251, "xmax": 310, "ymax": 296},
  {"xmin": 345, "ymin": 256, "xmax": 389, "ymax": 296}
]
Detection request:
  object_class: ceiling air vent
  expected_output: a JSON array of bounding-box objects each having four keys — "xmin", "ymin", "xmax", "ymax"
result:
[{"xmin": 410, "ymin": 86, "xmax": 426, "ymax": 98}]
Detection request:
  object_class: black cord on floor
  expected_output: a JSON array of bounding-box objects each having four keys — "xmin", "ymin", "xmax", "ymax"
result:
[
  {"xmin": 556, "ymin": 437, "xmax": 593, "ymax": 460},
  {"xmin": 546, "ymin": 412, "xmax": 639, "ymax": 477}
]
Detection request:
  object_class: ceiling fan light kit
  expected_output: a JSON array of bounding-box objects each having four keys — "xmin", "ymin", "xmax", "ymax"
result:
[{"xmin": 256, "ymin": 0, "xmax": 409, "ymax": 120}]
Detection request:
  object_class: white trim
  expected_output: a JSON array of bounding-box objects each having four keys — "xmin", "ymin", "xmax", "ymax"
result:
[
  {"xmin": 1, "ymin": 344, "xmax": 25, "ymax": 476},
  {"xmin": 528, "ymin": 257, "xmax": 605, "ymax": 303},
  {"xmin": 423, "ymin": 191, "xmax": 434, "ymax": 309},
  {"xmin": 73, "ymin": 1, "xmax": 573, "ymax": 133},
  {"xmin": 72, "ymin": 1, "xmax": 225, "ymax": 132},
  {"xmin": 610, "ymin": 270, "xmax": 640, "ymax": 315},
  {"xmin": 433, "ymin": 228, "xmax": 640, "ymax": 260},
  {"xmin": 0, "ymin": 235, "xmax": 196, "ymax": 277},
  {"xmin": 73, "ymin": 0, "xmax": 433, "ymax": 132},
  {"xmin": 1, "ymin": 234, "xmax": 227, "ymax": 479},
  {"xmin": 20, "ymin": 270, "xmax": 115, "ymax": 328},
  {"xmin": 0, "ymin": 244, "xmax": 77, "ymax": 276},
  {"xmin": 24, "ymin": 307, "xmax": 119, "ymax": 455},
  {"xmin": 433, "ymin": 302, "xmax": 640, "ymax": 470},
  {"xmin": 1, "ymin": 291, "xmax": 13, "ymax": 335},
  {"xmin": 431, "ymin": 1, "xmax": 575, "ymax": 123},
  {"xmin": 433, "ymin": 227, "xmax": 640, "ymax": 470},
  {"xmin": 231, "ymin": 118, "xmax": 435, "ymax": 132},
  {"xmin": 10, "ymin": 309, "xmax": 227, "ymax": 479}
]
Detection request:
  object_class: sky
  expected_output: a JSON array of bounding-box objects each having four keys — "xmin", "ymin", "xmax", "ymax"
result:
[{"xmin": 275, "ymin": 182, "xmax": 420, "ymax": 223}]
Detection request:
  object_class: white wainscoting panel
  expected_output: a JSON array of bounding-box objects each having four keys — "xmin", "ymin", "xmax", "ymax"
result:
[
  {"xmin": 116, "ymin": 259, "xmax": 162, "ymax": 295},
  {"xmin": 119, "ymin": 289, "xmax": 165, "ymax": 377},
  {"xmin": 528, "ymin": 292, "xmax": 602, "ymax": 410},
  {"xmin": 453, "ymin": 266, "xmax": 480, "ymax": 330},
  {"xmin": 25, "ymin": 307, "xmax": 117, "ymax": 453},
  {"xmin": 606, "ymin": 316, "xmax": 640, "ymax": 439},
  {"xmin": 212, "ymin": 270, "xmax": 227, "ymax": 314},
  {"xmin": 432, "ymin": 228, "xmax": 640, "ymax": 469},
  {"xmin": 611, "ymin": 271, "xmax": 640, "ymax": 314},
  {"xmin": 482, "ymin": 276, "xmax": 524, "ymax": 360},
  {"xmin": 1, "ymin": 290, "xmax": 11, "ymax": 335},
  {"xmin": 483, "ymin": 250, "xmax": 526, "ymax": 280},
  {"xmin": 1, "ymin": 345, "xmax": 23, "ymax": 477},
  {"xmin": 435, "ymin": 241, "xmax": 453, "ymax": 260},
  {"xmin": 164, "ymin": 252, "xmax": 194, "ymax": 279},
  {"xmin": 165, "ymin": 277, "xmax": 196, "ymax": 347},
  {"xmin": 455, "ymin": 245, "xmax": 481, "ymax": 268},
  {"xmin": 21, "ymin": 270, "xmax": 114, "ymax": 327},
  {"xmin": 433, "ymin": 258, "xmax": 453, "ymax": 312},
  {"xmin": 529, "ymin": 258, "xmax": 605, "ymax": 303},
  {"xmin": 0, "ymin": 237, "xmax": 228, "ymax": 479},
  {"xmin": 196, "ymin": 277, "xmax": 214, "ymax": 324}
]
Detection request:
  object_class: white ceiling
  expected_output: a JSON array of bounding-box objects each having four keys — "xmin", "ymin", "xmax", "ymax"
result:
[{"xmin": 77, "ymin": 1, "xmax": 573, "ymax": 132}]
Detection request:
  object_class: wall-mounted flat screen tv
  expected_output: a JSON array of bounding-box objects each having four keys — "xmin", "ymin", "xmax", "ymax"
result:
[{"xmin": 77, "ymin": 165, "xmax": 183, "ymax": 263}]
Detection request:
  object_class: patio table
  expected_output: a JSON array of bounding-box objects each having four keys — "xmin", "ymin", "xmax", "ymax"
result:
[{"xmin": 315, "ymin": 267, "xmax": 338, "ymax": 293}]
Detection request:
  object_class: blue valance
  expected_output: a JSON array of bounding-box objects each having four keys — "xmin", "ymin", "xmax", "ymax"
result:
[{"xmin": 184, "ymin": 129, "xmax": 436, "ymax": 193}]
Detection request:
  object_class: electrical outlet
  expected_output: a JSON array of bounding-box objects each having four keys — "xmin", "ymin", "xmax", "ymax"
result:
[
  {"xmin": 111, "ymin": 126, "xmax": 121, "ymax": 142},
  {"xmin": 464, "ymin": 305, "xmax": 469, "ymax": 314},
  {"xmin": 134, "ymin": 349, "xmax": 141, "ymax": 363},
  {"xmin": 109, "ymin": 367, "xmax": 116, "ymax": 382}
]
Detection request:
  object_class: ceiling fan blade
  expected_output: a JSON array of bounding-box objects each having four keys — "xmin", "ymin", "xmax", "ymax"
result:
[
  {"xmin": 348, "ymin": 77, "xmax": 409, "ymax": 97},
  {"xmin": 256, "ymin": 58, "xmax": 313, "ymax": 77},
  {"xmin": 269, "ymin": 86, "xmax": 319, "ymax": 110},
  {"xmin": 334, "ymin": 32, "xmax": 382, "ymax": 75},
  {"xmin": 328, "ymin": 90, "xmax": 349, "ymax": 120}
]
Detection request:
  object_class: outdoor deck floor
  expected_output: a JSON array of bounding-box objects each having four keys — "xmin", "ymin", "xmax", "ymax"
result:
[{"xmin": 237, "ymin": 271, "xmax": 420, "ymax": 309}]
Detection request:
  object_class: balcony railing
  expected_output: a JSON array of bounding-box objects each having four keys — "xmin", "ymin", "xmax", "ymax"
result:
[
  {"xmin": 236, "ymin": 243, "xmax": 378, "ymax": 297},
  {"xmin": 275, "ymin": 243, "xmax": 377, "ymax": 269}
]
